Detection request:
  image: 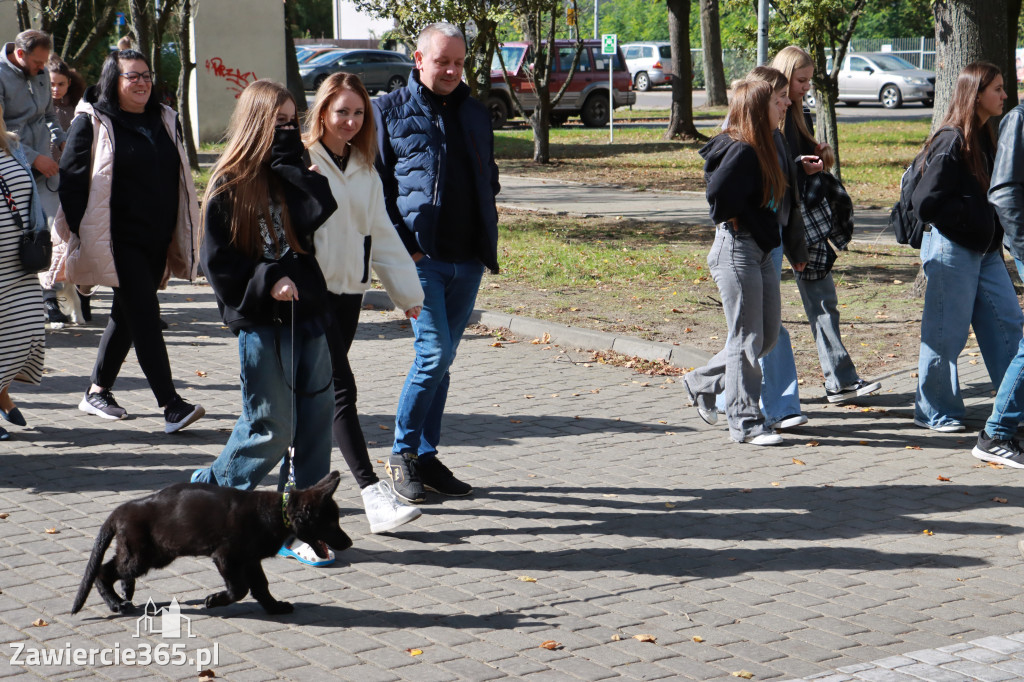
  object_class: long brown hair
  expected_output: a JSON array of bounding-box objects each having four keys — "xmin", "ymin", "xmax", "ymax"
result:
[
  {"xmin": 725, "ymin": 79, "xmax": 786, "ymax": 208},
  {"xmin": 923, "ymin": 61, "xmax": 1001, "ymax": 190},
  {"xmin": 203, "ymin": 80, "xmax": 305, "ymax": 258},
  {"xmin": 771, "ymin": 45, "xmax": 835, "ymax": 170},
  {"xmin": 303, "ymin": 72, "xmax": 377, "ymax": 167}
]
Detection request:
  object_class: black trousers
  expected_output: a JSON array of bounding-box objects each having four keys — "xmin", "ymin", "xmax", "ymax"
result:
[
  {"xmin": 325, "ymin": 292, "xmax": 378, "ymax": 488},
  {"xmin": 91, "ymin": 241, "xmax": 176, "ymax": 407}
]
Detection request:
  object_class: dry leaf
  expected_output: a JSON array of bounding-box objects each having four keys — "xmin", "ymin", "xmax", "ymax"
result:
[
  {"xmin": 922, "ymin": 529, "xmax": 934, "ymax": 536},
  {"xmin": 804, "ymin": 441, "xmax": 819, "ymax": 447},
  {"xmin": 539, "ymin": 640, "xmax": 562, "ymax": 650},
  {"xmin": 610, "ymin": 634, "xmax": 622, "ymax": 641},
  {"xmin": 988, "ymin": 462, "xmax": 1006, "ymax": 469},
  {"xmin": 198, "ymin": 670, "xmax": 216, "ymax": 680},
  {"xmin": 44, "ymin": 527, "xmax": 58, "ymax": 534},
  {"xmin": 378, "ymin": 424, "xmax": 390, "ymax": 430},
  {"xmin": 491, "ymin": 341, "xmax": 503, "ymax": 348},
  {"xmin": 524, "ymin": 395, "xmax": 535, "ymax": 399},
  {"xmin": 937, "ymin": 475, "xmax": 952, "ymax": 482},
  {"xmin": 771, "ymin": 482, "xmax": 781, "ymax": 486},
  {"xmin": 905, "ymin": 445, "xmax": 922, "ymax": 450},
  {"xmin": 407, "ymin": 649, "xmax": 423, "ymax": 656},
  {"xmin": 792, "ymin": 458, "xmax": 806, "ymax": 466},
  {"xmin": 0, "ymin": 513, "xmax": 8, "ymax": 519},
  {"xmin": 632, "ymin": 634, "xmax": 657, "ymax": 643},
  {"xmin": 518, "ymin": 576, "xmax": 537, "ymax": 583},
  {"xmin": 664, "ymin": 503, "xmax": 676, "ymax": 509},
  {"xmin": 32, "ymin": 618, "xmax": 48, "ymax": 627},
  {"xmin": 510, "ymin": 419, "xmax": 523, "ymax": 424},
  {"xmin": 528, "ymin": 473, "xmax": 537, "ymax": 478},
  {"xmin": 692, "ymin": 635, "xmax": 704, "ymax": 643},
  {"xmin": 731, "ymin": 672, "xmax": 754, "ymax": 679},
  {"xmin": 993, "ymin": 497, "xmax": 1009, "ymax": 504}
]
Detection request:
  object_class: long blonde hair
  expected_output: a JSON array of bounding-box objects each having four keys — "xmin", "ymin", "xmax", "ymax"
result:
[
  {"xmin": 724, "ymin": 79, "xmax": 786, "ymax": 209},
  {"xmin": 304, "ymin": 72, "xmax": 377, "ymax": 167},
  {"xmin": 203, "ymin": 80, "xmax": 304, "ymax": 258},
  {"xmin": 0, "ymin": 104, "xmax": 16, "ymax": 155},
  {"xmin": 771, "ymin": 45, "xmax": 835, "ymax": 170}
]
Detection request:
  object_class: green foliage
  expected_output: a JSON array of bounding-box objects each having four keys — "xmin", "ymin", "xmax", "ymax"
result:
[
  {"xmin": 598, "ymin": 0, "xmax": 669, "ymax": 41},
  {"xmin": 290, "ymin": 0, "xmax": 333, "ymax": 39},
  {"xmin": 853, "ymin": 0, "xmax": 933, "ymax": 39}
]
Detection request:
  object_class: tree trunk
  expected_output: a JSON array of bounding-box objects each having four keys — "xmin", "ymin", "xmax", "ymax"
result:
[
  {"xmin": 16, "ymin": 0, "xmax": 30, "ymax": 31},
  {"xmin": 467, "ymin": 18, "xmax": 496, "ymax": 101},
  {"xmin": 664, "ymin": 0, "xmax": 703, "ymax": 140},
  {"xmin": 176, "ymin": 0, "xmax": 199, "ymax": 171},
  {"xmin": 932, "ymin": 0, "xmax": 1008, "ymax": 128},
  {"xmin": 282, "ymin": 0, "xmax": 307, "ymax": 114},
  {"xmin": 1006, "ymin": 0, "xmax": 1022, "ymax": 111},
  {"xmin": 531, "ymin": 90, "xmax": 551, "ymax": 163},
  {"xmin": 699, "ymin": 0, "xmax": 728, "ymax": 107},
  {"xmin": 127, "ymin": 0, "xmax": 154, "ymax": 64},
  {"xmin": 811, "ymin": 44, "xmax": 843, "ymax": 182}
]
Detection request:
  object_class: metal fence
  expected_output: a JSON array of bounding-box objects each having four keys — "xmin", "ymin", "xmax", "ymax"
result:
[{"xmin": 688, "ymin": 38, "xmax": 937, "ymax": 89}]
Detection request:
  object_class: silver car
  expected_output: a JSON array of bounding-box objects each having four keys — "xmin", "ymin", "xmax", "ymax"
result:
[
  {"xmin": 621, "ymin": 42, "xmax": 672, "ymax": 91},
  {"xmin": 835, "ymin": 52, "xmax": 934, "ymax": 108},
  {"xmin": 299, "ymin": 49, "xmax": 413, "ymax": 93}
]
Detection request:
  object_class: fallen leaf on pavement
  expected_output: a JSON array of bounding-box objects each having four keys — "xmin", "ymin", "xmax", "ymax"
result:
[
  {"xmin": 731, "ymin": 672, "xmax": 754, "ymax": 679},
  {"xmin": 510, "ymin": 419, "xmax": 523, "ymax": 424},
  {"xmin": 32, "ymin": 618, "xmax": 47, "ymax": 627},
  {"xmin": 610, "ymin": 634, "xmax": 622, "ymax": 641},
  {"xmin": 988, "ymin": 462, "xmax": 1006, "ymax": 469},
  {"xmin": 804, "ymin": 441, "xmax": 819, "ymax": 447},
  {"xmin": 539, "ymin": 640, "xmax": 562, "ymax": 650},
  {"xmin": 633, "ymin": 634, "xmax": 657, "ymax": 643},
  {"xmin": 665, "ymin": 503, "xmax": 676, "ymax": 509},
  {"xmin": 692, "ymin": 635, "xmax": 704, "ymax": 643},
  {"xmin": 993, "ymin": 497, "xmax": 1008, "ymax": 504},
  {"xmin": 407, "ymin": 649, "xmax": 423, "ymax": 656},
  {"xmin": 922, "ymin": 529, "xmax": 934, "ymax": 536},
  {"xmin": 378, "ymin": 424, "xmax": 389, "ymax": 430},
  {"xmin": 518, "ymin": 576, "xmax": 537, "ymax": 582},
  {"xmin": 491, "ymin": 341, "xmax": 503, "ymax": 348},
  {"xmin": 937, "ymin": 476, "xmax": 952, "ymax": 482},
  {"xmin": 195, "ymin": 370, "xmax": 207, "ymax": 377},
  {"xmin": 0, "ymin": 513, "xmax": 8, "ymax": 519},
  {"xmin": 44, "ymin": 528, "xmax": 58, "ymax": 534},
  {"xmin": 199, "ymin": 670, "xmax": 216, "ymax": 680},
  {"xmin": 905, "ymin": 445, "xmax": 922, "ymax": 450},
  {"xmin": 771, "ymin": 482, "xmax": 781, "ymax": 486},
  {"xmin": 792, "ymin": 458, "xmax": 806, "ymax": 465}
]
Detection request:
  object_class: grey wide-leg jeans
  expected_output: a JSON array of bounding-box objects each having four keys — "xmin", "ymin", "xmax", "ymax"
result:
[
  {"xmin": 684, "ymin": 226, "xmax": 781, "ymax": 441},
  {"xmin": 795, "ymin": 272, "xmax": 860, "ymax": 392}
]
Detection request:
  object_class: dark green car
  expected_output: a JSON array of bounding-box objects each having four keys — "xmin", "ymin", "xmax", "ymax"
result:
[{"xmin": 299, "ymin": 49, "xmax": 413, "ymax": 94}]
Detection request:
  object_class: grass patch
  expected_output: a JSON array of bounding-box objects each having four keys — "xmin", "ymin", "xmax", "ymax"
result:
[
  {"xmin": 481, "ymin": 208, "xmax": 929, "ymax": 378},
  {"xmin": 495, "ymin": 117, "xmax": 932, "ymax": 207}
]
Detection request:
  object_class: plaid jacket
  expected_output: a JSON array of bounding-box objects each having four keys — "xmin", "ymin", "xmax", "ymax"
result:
[{"xmin": 797, "ymin": 171, "xmax": 854, "ymax": 281}]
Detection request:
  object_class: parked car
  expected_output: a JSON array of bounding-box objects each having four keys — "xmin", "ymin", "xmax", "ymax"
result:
[
  {"xmin": 298, "ymin": 45, "xmax": 343, "ymax": 65},
  {"xmin": 299, "ymin": 49, "xmax": 414, "ymax": 93},
  {"xmin": 621, "ymin": 41, "xmax": 672, "ymax": 91},
  {"xmin": 488, "ymin": 40, "xmax": 636, "ymax": 129},
  {"xmin": 834, "ymin": 52, "xmax": 934, "ymax": 108}
]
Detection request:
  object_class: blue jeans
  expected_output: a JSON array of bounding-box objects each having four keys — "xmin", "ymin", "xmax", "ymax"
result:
[
  {"xmin": 714, "ymin": 242, "xmax": 801, "ymax": 425},
  {"xmin": 916, "ymin": 229, "xmax": 1024, "ymax": 428},
  {"xmin": 796, "ymin": 272, "xmax": 860, "ymax": 392},
  {"xmin": 985, "ymin": 258, "xmax": 1024, "ymax": 439},
  {"xmin": 393, "ymin": 257, "xmax": 484, "ymax": 459},
  {"xmin": 685, "ymin": 227, "xmax": 780, "ymax": 441},
  {"xmin": 193, "ymin": 325, "xmax": 333, "ymax": 491}
]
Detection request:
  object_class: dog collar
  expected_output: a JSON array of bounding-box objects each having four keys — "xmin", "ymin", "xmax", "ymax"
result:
[{"xmin": 281, "ymin": 491, "xmax": 293, "ymax": 530}]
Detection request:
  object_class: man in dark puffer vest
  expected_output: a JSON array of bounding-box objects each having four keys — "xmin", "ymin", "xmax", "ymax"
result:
[{"xmin": 374, "ymin": 21, "xmax": 500, "ymax": 503}]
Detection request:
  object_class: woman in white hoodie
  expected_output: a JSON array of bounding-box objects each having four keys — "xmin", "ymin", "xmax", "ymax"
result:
[{"xmin": 305, "ymin": 72, "xmax": 425, "ymax": 534}]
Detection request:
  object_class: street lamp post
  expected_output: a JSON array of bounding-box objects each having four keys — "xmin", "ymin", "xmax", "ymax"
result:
[{"xmin": 756, "ymin": 0, "xmax": 769, "ymax": 65}]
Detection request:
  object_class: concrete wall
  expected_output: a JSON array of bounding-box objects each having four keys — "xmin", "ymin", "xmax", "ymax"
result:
[
  {"xmin": 189, "ymin": 0, "xmax": 285, "ymax": 144},
  {"xmin": 0, "ymin": 1, "xmax": 33, "ymax": 34}
]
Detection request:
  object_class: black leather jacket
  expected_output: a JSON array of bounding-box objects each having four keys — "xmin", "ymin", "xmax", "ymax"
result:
[{"xmin": 990, "ymin": 104, "xmax": 1024, "ymax": 261}]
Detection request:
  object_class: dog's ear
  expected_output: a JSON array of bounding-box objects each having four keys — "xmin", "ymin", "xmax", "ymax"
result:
[{"xmin": 312, "ymin": 471, "xmax": 341, "ymax": 500}]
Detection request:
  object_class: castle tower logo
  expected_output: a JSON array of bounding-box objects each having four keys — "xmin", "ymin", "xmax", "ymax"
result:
[{"xmin": 134, "ymin": 598, "xmax": 196, "ymax": 639}]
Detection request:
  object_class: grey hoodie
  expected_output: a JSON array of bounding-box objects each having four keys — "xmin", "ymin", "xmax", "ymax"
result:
[{"xmin": 0, "ymin": 42, "xmax": 64, "ymax": 166}]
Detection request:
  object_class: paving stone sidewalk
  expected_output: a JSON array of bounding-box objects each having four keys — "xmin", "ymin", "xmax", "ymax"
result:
[{"xmin": 1, "ymin": 281, "xmax": 1023, "ymax": 681}]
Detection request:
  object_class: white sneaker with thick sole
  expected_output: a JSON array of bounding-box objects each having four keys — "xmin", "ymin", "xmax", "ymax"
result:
[
  {"xmin": 774, "ymin": 414, "xmax": 808, "ymax": 430},
  {"xmin": 913, "ymin": 418, "xmax": 965, "ymax": 433},
  {"xmin": 735, "ymin": 432, "xmax": 784, "ymax": 446},
  {"xmin": 362, "ymin": 481, "xmax": 422, "ymax": 534}
]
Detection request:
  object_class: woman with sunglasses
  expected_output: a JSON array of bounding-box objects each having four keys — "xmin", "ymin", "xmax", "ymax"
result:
[{"xmin": 55, "ymin": 49, "xmax": 204, "ymax": 433}]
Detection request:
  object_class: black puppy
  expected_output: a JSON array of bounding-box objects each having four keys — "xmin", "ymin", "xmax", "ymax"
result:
[{"xmin": 71, "ymin": 471, "xmax": 352, "ymax": 616}]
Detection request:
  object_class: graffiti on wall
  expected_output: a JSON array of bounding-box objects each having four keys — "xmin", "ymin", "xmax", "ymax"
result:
[{"xmin": 204, "ymin": 58, "xmax": 257, "ymax": 98}]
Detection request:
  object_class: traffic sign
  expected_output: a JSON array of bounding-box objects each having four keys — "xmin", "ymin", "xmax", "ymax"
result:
[{"xmin": 601, "ymin": 34, "xmax": 617, "ymax": 55}]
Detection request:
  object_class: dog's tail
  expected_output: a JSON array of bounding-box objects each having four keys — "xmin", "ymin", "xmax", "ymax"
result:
[{"xmin": 71, "ymin": 519, "xmax": 114, "ymax": 614}]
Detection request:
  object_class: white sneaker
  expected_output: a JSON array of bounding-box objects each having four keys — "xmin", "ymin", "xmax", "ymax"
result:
[
  {"xmin": 913, "ymin": 418, "xmax": 965, "ymax": 433},
  {"xmin": 361, "ymin": 481, "xmax": 422, "ymax": 534},
  {"xmin": 774, "ymin": 414, "xmax": 808, "ymax": 430},
  {"xmin": 735, "ymin": 432, "xmax": 784, "ymax": 446}
]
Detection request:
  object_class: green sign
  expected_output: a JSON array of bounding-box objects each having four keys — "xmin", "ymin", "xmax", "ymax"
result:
[{"xmin": 601, "ymin": 34, "xmax": 617, "ymax": 55}]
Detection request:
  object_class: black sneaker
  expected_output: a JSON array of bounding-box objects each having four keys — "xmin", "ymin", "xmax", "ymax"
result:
[
  {"xmin": 972, "ymin": 430, "xmax": 1024, "ymax": 469},
  {"xmin": 419, "ymin": 457, "xmax": 473, "ymax": 497},
  {"xmin": 164, "ymin": 397, "xmax": 205, "ymax": 434},
  {"xmin": 79, "ymin": 389, "xmax": 127, "ymax": 420},
  {"xmin": 44, "ymin": 299, "xmax": 68, "ymax": 329},
  {"xmin": 79, "ymin": 293, "xmax": 92, "ymax": 323},
  {"xmin": 385, "ymin": 453, "xmax": 425, "ymax": 503},
  {"xmin": 825, "ymin": 379, "xmax": 882, "ymax": 403}
]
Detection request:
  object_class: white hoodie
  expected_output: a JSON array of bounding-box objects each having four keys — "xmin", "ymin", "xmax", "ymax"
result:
[{"xmin": 309, "ymin": 141, "xmax": 423, "ymax": 312}]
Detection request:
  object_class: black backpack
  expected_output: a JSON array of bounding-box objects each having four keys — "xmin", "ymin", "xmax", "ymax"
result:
[
  {"xmin": 889, "ymin": 152, "xmax": 927, "ymax": 248},
  {"xmin": 889, "ymin": 126, "xmax": 958, "ymax": 248}
]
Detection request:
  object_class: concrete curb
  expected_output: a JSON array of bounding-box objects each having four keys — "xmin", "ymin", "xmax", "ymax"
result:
[{"xmin": 361, "ymin": 289, "xmax": 712, "ymax": 369}]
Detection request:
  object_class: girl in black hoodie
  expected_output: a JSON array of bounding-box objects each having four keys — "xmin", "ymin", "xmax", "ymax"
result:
[
  {"xmin": 191, "ymin": 80, "xmax": 340, "ymax": 567},
  {"xmin": 911, "ymin": 62, "xmax": 1023, "ymax": 433},
  {"xmin": 684, "ymin": 79, "xmax": 808, "ymax": 446}
]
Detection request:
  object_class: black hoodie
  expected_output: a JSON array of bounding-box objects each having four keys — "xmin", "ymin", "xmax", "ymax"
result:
[{"xmin": 699, "ymin": 133, "xmax": 809, "ymax": 264}]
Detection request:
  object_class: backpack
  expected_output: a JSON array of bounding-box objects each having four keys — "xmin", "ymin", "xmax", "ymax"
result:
[
  {"xmin": 889, "ymin": 151, "xmax": 927, "ymax": 248},
  {"xmin": 889, "ymin": 126, "xmax": 959, "ymax": 248}
]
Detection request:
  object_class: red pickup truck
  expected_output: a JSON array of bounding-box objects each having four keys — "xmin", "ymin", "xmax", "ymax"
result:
[{"xmin": 488, "ymin": 40, "xmax": 636, "ymax": 129}]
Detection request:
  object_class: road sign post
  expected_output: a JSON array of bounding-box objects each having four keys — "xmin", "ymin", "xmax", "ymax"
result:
[{"xmin": 602, "ymin": 34, "xmax": 616, "ymax": 143}]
